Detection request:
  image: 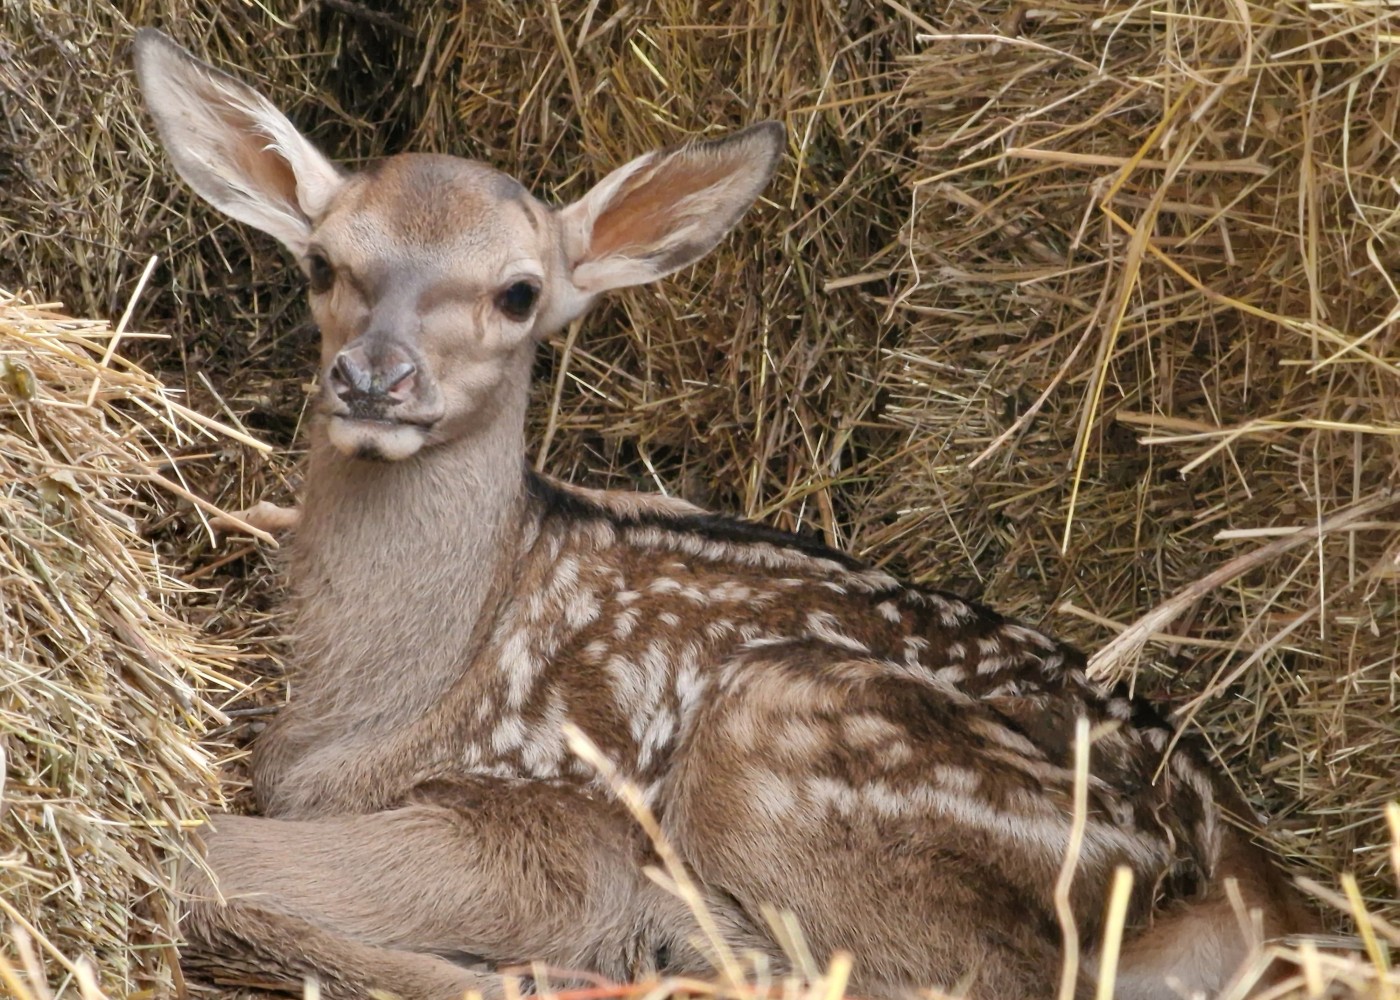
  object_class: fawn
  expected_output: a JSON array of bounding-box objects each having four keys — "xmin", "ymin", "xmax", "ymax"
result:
[{"xmin": 134, "ymin": 27, "xmax": 1313, "ymax": 1000}]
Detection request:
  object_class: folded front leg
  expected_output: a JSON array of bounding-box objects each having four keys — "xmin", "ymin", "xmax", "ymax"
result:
[{"xmin": 178, "ymin": 780, "xmax": 770, "ymax": 998}]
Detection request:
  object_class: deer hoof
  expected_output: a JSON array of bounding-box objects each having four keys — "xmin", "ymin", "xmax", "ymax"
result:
[{"xmin": 210, "ymin": 500, "xmax": 300, "ymax": 537}]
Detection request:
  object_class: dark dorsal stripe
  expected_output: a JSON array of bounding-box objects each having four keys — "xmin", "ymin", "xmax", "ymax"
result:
[{"xmin": 526, "ymin": 471, "xmax": 867, "ymax": 571}]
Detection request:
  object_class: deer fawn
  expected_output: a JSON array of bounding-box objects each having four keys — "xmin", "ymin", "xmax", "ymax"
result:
[{"xmin": 134, "ymin": 28, "xmax": 1313, "ymax": 1000}]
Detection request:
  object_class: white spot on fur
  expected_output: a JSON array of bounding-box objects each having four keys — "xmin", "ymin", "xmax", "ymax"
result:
[
  {"xmin": 799, "ymin": 774, "xmax": 1165, "ymax": 868},
  {"xmin": 930, "ymin": 595, "xmax": 971, "ymax": 628},
  {"xmin": 853, "ymin": 569, "xmax": 900, "ymax": 591},
  {"xmin": 704, "ymin": 619, "xmax": 735, "ymax": 641},
  {"xmin": 616, "ymin": 641, "xmax": 672, "ymax": 740},
  {"xmin": 490, "ymin": 713, "xmax": 527, "ymax": 754},
  {"xmin": 1000, "ymin": 623, "xmax": 1056, "ymax": 651},
  {"xmin": 933, "ymin": 765, "xmax": 979, "ymax": 793},
  {"xmin": 636, "ymin": 709, "xmax": 677, "ymax": 770},
  {"xmin": 884, "ymin": 741, "xmax": 913, "ymax": 765},
  {"xmin": 875, "ymin": 600, "xmax": 902, "ymax": 623},
  {"xmin": 976, "ymin": 635, "xmax": 1005, "ymax": 656},
  {"xmin": 583, "ymin": 519, "xmax": 617, "ymax": 548},
  {"xmin": 564, "ymin": 591, "xmax": 601, "ymax": 630},
  {"xmin": 984, "ymin": 680, "xmax": 1024, "ymax": 698},
  {"xmin": 529, "ymin": 556, "xmax": 580, "ymax": 622},
  {"xmin": 805, "ymin": 776, "xmax": 860, "ymax": 813},
  {"xmin": 459, "ymin": 743, "xmax": 483, "ymax": 769},
  {"xmin": 520, "ymin": 693, "xmax": 567, "ymax": 777},
  {"xmin": 741, "ymin": 632, "xmax": 789, "ymax": 650},
  {"xmin": 707, "ymin": 581, "xmax": 754, "ymax": 602},
  {"xmin": 805, "ymin": 610, "xmax": 870, "ymax": 654},
  {"xmin": 675, "ymin": 661, "xmax": 709, "ymax": 725},
  {"xmin": 969, "ymin": 716, "xmax": 1041, "ymax": 756},
  {"xmin": 604, "ymin": 655, "xmax": 643, "ymax": 715},
  {"xmin": 975, "ymin": 652, "xmax": 1013, "ymax": 676},
  {"xmin": 842, "ymin": 713, "xmax": 904, "ymax": 747},
  {"xmin": 613, "ymin": 606, "xmax": 641, "ymax": 640},
  {"xmin": 777, "ymin": 718, "xmax": 827, "ymax": 758},
  {"xmin": 501, "ymin": 630, "xmax": 539, "ymax": 709},
  {"xmin": 746, "ymin": 769, "xmax": 799, "ymax": 822}
]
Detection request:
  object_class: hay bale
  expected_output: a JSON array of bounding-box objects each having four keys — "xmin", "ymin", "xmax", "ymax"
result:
[
  {"xmin": 0, "ymin": 290, "xmax": 244, "ymax": 996},
  {"xmin": 871, "ymin": 0, "xmax": 1400, "ymax": 918},
  {"xmin": 2, "ymin": 0, "xmax": 1398, "ymax": 997}
]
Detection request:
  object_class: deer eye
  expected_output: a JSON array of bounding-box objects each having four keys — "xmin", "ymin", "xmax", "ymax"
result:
[
  {"xmin": 495, "ymin": 280, "xmax": 540, "ymax": 321},
  {"xmin": 306, "ymin": 252, "xmax": 335, "ymax": 294}
]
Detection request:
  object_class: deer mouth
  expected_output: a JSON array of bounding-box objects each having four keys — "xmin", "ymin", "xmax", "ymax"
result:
[{"xmin": 325, "ymin": 412, "xmax": 440, "ymax": 461}]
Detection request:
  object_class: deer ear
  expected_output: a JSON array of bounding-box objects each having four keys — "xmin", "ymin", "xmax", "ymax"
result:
[
  {"xmin": 557, "ymin": 121, "xmax": 784, "ymax": 297},
  {"xmin": 132, "ymin": 28, "xmax": 343, "ymax": 255}
]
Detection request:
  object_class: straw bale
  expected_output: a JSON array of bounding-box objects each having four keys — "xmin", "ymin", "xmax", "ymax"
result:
[
  {"xmin": 2, "ymin": 0, "xmax": 1399, "ymax": 996},
  {"xmin": 0, "ymin": 290, "xmax": 242, "ymax": 995},
  {"xmin": 872, "ymin": 0, "xmax": 1400, "ymax": 922}
]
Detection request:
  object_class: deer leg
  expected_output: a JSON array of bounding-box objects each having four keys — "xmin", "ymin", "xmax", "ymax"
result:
[
  {"xmin": 179, "ymin": 781, "xmax": 766, "ymax": 999},
  {"xmin": 209, "ymin": 499, "xmax": 300, "ymax": 536},
  {"xmin": 181, "ymin": 896, "xmax": 501, "ymax": 1000}
]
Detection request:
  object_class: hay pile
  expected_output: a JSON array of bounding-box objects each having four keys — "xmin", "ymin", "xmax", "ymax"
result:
[
  {"xmin": 2, "ymin": 0, "xmax": 1398, "ymax": 997},
  {"xmin": 0, "ymin": 290, "xmax": 255, "ymax": 996},
  {"xmin": 877, "ymin": 0, "xmax": 1400, "ymax": 907}
]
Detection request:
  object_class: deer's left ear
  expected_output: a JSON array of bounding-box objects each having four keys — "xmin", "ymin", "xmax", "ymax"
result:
[
  {"xmin": 557, "ymin": 122, "xmax": 784, "ymax": 297},
  {"xmin": 133, "ymin": 28, "xmax": 344, "ymax": 256}
]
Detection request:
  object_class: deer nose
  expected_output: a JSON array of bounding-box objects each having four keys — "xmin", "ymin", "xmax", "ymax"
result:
[{"xmin": 328, "ymin": 345, "xmax": 418, "ymax": 405}]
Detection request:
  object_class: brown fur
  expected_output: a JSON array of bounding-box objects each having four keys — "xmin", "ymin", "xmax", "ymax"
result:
[{"xmin": 132, "ymin": 29, "xmax": 1315, "ymax": 1000}]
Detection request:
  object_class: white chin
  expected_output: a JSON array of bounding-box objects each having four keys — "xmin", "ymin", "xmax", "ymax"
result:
[{"xmin": 327, "ymin": 417, "xmax": 428, "ymax": 461}]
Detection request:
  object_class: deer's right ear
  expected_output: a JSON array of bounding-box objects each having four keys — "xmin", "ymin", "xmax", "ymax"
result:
[
  {"xmin": 132, "ymin": 29, "xmax": 343, "ymax": 255},
  {"xmin": 556, "ymin": 122, "xmax": 784, "ymax": 301}
]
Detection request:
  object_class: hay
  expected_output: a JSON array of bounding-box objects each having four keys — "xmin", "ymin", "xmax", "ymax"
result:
[
  {"xmin": 1, "ymin": 0, "xmax": 1399, "ymax": 997},
  {"xmin": 871, "ymin": 0, "xmax": 1400, "ymax": 918},
  {"xmin": 0, "ymin": 289, "xmax": 247, "ymax": 996}
]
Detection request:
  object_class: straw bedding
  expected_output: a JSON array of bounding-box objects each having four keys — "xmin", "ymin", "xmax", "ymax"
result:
[
  {"xmin": 0, "ymin": 291, "xmax": 244, "ymax": 996},
  {"xmin": 1, "ymin": 1, "xmax": 1397, "ymax": 997}
]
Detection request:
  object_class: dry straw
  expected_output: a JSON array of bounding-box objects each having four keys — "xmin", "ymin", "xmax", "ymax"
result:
[
  {"xmin": 1, "ymin": 0, "xmax": 1399, "ymax": 997},
  {"xmin": 0, "ymin": 289, "xmax": 250, "ymax": 995}
]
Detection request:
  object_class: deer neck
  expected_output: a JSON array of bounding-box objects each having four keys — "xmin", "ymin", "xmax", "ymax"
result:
[{"xmin": 287, "ymin": 389, "xmax": 530, "ymax": 729}]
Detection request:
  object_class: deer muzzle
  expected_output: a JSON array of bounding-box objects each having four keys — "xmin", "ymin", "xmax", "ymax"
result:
[
  {"xmin": 328, "ymin": 343, "xmax": 421, "ymax": 419},
  {"xmin": 321, "ymin": 338, "xmax": 444, "ymax": 461}
]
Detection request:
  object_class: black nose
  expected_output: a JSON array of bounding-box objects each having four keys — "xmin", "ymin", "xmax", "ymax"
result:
[
  {"xmin": 330, "ymin": 352, "xmax": 372, "ymax": 397},
  {"xmin": 329, "ymin": 346, "xmax": 418, "ymax": 406}
]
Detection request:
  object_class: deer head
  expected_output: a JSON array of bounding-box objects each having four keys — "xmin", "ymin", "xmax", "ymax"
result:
[{"xmin": 133, "ymin": 29, "xmax": 783, "ymax": 462}]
